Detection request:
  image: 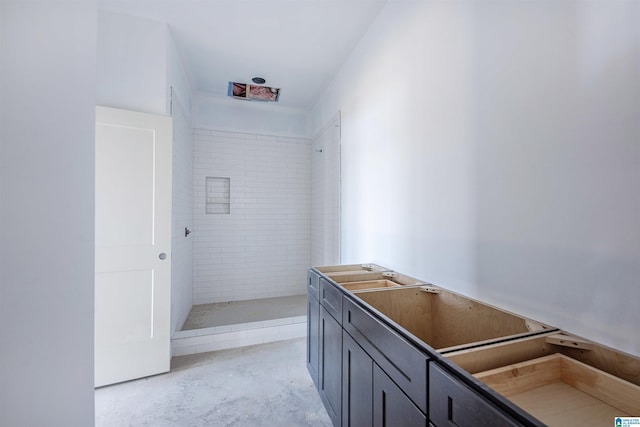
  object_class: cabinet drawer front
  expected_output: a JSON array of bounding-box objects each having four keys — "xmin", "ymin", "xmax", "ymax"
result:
[
  {"xmin": 343, "ymin": 297, "xmax": 428, "ymax": 413},
  {"xmin": 308, "ymin": 270, "xmax": 320, "ymax": 299},
  {"xmin": 429, "ymin": 363, "xmax": 522, "ymax": 427},
  {"xmin": 320, "ymin": 277, "xmax": 343, "ymax": 322}
]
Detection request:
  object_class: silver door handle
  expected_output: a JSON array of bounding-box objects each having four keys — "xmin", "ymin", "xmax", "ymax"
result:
[{"xmin": 159, "ymin": 253, "xmax": 167, "ymax": 260}]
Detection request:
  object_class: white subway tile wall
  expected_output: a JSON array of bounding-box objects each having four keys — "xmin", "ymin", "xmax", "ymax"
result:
[
  {"xmin": 193, "ymin": 129, "xmax": 311, "ymax": 304},
  {"xmin": 205, "ymin": 176, "xmax": 231, "ymax": 214}
]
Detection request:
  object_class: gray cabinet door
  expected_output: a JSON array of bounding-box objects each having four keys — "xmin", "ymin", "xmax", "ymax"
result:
[
  {"xmin": 342, "ymin": 332, "xmax": 373, "ymax": 427},
  {"xmin": 307, "ymin": 291, "xmax": 320, "ymax": 388},
  {"xmin": 373, "ymin": 364, "xmax": 427, "ymax": 427},
  {"xmin": 429, "ymin": 363, "xmax": 524, "ymax": 427},
  {"xmin": 343, "ymin": 297, "xmax": 428, "ymax": 413},
  {"xmin": 319, "ymin": 305, "xmax": 343, "ymax": 426}
]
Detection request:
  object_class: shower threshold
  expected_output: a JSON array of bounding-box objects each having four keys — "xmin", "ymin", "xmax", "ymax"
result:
[{"xmin": 171, "ymin": 294, "xmax": 307, "ymax": 357}]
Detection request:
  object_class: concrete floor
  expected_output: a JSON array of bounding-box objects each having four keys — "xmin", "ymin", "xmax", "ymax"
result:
[
  {"xmin": 181, "ymin": 295, "xmax": 307, "ymax": 330},
  {"xmin": 95, "ymin": 337, "xmax": 331, "ymax": 427}
]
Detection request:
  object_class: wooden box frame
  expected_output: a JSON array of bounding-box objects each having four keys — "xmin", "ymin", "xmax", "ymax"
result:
[{"xmin": 475, "ymin": 354, "xmax": 640, "ymax": 426}]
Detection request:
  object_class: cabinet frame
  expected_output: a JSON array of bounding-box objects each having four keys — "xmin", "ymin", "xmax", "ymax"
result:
[{"xmin": 308, "ymin": 267, "xmax": 634, "ymax": 427}]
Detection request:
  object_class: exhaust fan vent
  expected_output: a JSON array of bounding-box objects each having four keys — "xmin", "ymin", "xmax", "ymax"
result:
[{"xmin": 228, "ymin": 81, "xmax": 280, "ymax": 102}]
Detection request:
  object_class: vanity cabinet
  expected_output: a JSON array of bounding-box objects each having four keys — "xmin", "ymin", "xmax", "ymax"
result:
[
  {"xmin": 307, "ymin": 291, "xmax": 320, "ymax": 388},
  {"xmin": 342, "ymin": 332, "xmax": 373, "ymax": 427},
  {"xmin": 307, "ymin": 265, "xmax": 640, "ymax": 427},
  {"xmin": 308, "ymin": 269, "xmax": 321, "ymax": 299},
  {"xmin": 374, "ymin": 364, "xmax": 427, "ymax": 427},
  {"xmin": 320, "ymin": 276, "xmax": 343, "ymax": 321},
  {"xmin": 429, "ymin": 363, "xmax": 526, "ymax": 427},
  {"xmin": 446, "ymin": 333, "xmax": 640, "ymax": 427},
  {"xmin": 319, "ymin": 298, "xmax": 343, "ymax": 425},
  {"xmin": 306, "ymin": 270, "xmax": 321, "ymax": 388},
  {"xmin": 342, "ymin": 297, "xmax": 428, "ymax": 413},
  {"xmin": 343, "ymin": 326, "xmax": 427, "ymax": 427}
]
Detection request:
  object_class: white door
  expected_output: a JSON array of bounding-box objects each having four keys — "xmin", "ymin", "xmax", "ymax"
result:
[{"xmin": 95, "ymin": 106, "xmax": 172, "ymax": 387}]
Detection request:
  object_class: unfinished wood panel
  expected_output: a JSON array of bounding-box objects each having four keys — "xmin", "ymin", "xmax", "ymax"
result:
[
  {"xmin": 328, "ymin": 272, "xmax": 387, "ymax": 283},
  {"xmin": 446, "ymin": 333, "xmax": 556, "ymax": 374},
  {"xmin": 430, "ymin": 291, "xmax": 531, "ymax": 350},
  {"xmin": 557, "ymin": 336, "xmax": 640, "ymax": 387},
  {"xmin": 316, "ymin": 264, "xmax": 372, "ymax": 273},
  {"xmin": 317, "ymin": 264, "xmax": 384, "ymax": 274},
  {"xmin": 474, "ymin": 354, "xmax": 562, "ymax": 396},
  {"xmin": 355, "ymin": 287, "xmax": 546, "ymax": 350},
  {"xmin": 355, "ymin": 288, "xmax": 433, "ymax": 343},
  {"xmin": 510, "ymin": 382, "xmax": 626, "ymax": 427},
  {"xmin": 381, "ymin": 272, "xmax": 428, "ymax": 286},
  {"xmin": 340, "ymin": 280, "xmax": 401, "ymax": 291},
  {"xmin": 476, "ymin": 354, "xmax": 640, "ymax": 427},
  {"xmin": 545, "ymin": 333, "xmax": 594, "ymax": 350},
  {"xmin": 330, "ymin": 272, "xmax": 424, "ymax": 286},
  {"xmin": 560, "ymin": 354, "xmax": 640, "ymax": 415}
]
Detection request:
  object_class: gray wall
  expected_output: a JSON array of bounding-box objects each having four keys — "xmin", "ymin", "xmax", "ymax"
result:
[
  {"xmin": 312, "ymin": 1, "xmax": 640, "ymax": 356},
  {"xmin": 0, "ymin": 1, "xmax": 97, "ymax": 424}
]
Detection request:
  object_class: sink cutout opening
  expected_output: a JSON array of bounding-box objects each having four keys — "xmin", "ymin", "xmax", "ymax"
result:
[{"xmin": 356, "ymin": 287, "xmax": 545, "ymax": 351}]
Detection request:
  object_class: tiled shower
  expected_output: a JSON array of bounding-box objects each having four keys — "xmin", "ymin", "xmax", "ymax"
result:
[
  {"xmin": 171, "ymin": 123, "xmax": 340, "ymax": 356},
  {"xmin": 192, "ymin": 129, "xmax": 311, "ymax": 304}
]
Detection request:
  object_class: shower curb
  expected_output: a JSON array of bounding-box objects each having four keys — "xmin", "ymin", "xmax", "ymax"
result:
[{"xmin": 171, "ymin": 315, "xmax": 307, "ymax": 357}]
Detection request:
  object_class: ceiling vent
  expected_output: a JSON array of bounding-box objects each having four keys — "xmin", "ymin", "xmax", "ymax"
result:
[{"xmin": 228, "ymin": 81, "xmax": 280, "ymax": 102}]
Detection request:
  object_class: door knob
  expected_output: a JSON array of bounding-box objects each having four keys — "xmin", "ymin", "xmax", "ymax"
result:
[{"xmin": 159, "ymin": 253, "xmax": 167, "ymax": 260}]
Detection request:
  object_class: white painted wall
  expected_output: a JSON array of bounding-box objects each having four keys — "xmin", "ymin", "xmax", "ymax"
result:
[
  {"xmin": 166, "ymin": 28, "xmax": 193, "ymax": 117},
  {"xmin": 167, "ymin": 26, "xmax": 194, "ymax": 335},
  {"xmin": 312, "ymin": 1, "xmax": 640, "ymax": 356},
  {"xmin": 97, "ymin": 11, "xmax": 195, "ymax": 334},
  {"xmin": 97, "ymin": 10, "xmax": 168, "ymax": 115},
  {"xmin": 0, "ymin": 1, "xmax": 96, "ymax": 425},
  {"xmin": 194, "ymin": 92, "xmax": 310, "ymax": 138},
  {"xmin": 193, "ymin": 129, "xmax": 311, "ymax": 304},
  {"xmin": 171, "ymin": 92, "xmax": 194, "ymax": 333},
  {"xmin": 311, "ymin": 114, "xmax": 342, "ymax": 266}
]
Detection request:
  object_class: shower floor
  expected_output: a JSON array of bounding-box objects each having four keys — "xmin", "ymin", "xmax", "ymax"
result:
[{"xmin": 181, "ymin": 294, "xmax": 307, "ymax": 331}]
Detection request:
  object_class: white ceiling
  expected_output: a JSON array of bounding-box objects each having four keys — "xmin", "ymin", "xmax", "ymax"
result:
[{"xmin": 98, "ymin": 0, "xmax": 388, "ymax": 110}]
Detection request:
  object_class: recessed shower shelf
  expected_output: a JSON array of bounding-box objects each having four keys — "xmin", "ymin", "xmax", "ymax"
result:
[{"xmin": 205, "ymin": 176, "xmax": 230, "ymax": 214}]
